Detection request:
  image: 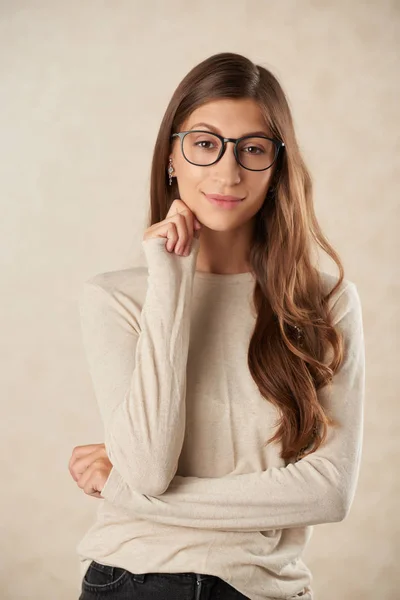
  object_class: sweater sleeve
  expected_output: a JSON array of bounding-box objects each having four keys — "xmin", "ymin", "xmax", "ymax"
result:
[
  {"xmin": 79, "ymin": 236, "xmax": 199, "ymax": 496},
  {"xmin": 100, "ymin": 280, "xmax": 365, "ymax": 531}
]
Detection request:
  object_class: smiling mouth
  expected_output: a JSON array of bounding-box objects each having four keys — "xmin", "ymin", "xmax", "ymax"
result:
[
  {"xmin": 203, "ymin": 193, "xmax": 245, "ymax": 210},
  {"xmin": 204, "ymin": 193, "xmax": 244, "ymax": 202}
]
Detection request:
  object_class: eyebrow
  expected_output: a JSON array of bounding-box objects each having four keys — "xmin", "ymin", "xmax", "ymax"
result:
[{"xmin": 188, "ymin": 122, "xmax": 270, "ymax": 138}]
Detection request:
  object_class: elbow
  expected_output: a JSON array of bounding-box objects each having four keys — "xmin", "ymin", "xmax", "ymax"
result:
[
  {"xmin": 133, "ymin": 458, "xmax": 177, "ymax": 496},
  {"xmin": 128, "ymin": 471, "xmax": 172, "ymax": 497},
  {"xmin": 105, "ymin": 439, "xmax": 174, "ymax": 497},
  {"xmin": 133, "ymin": 479, "xmax": 170, "ymax": 497},
  {"xmin": 330, "ymin": 488, "xmax": 354, "ymax": 523},
  {"xmin": 336, "ymin": 496, "xmax": 354, "ymax": 522},
  {"xmin": 311, "ymin": 457, "xmax": 357, "ymax": 523},
  {"xmin": 135, "ymin": 457, "xmax": 178, "ymax": 496}
]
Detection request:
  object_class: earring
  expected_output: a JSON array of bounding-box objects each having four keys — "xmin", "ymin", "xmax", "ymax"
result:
[
  {"xmin": 292, "ymin": 324, "xmax": 304, "ymax": 347},
  {"xmin": 167, "ymin": 157, "xmax": 174, "ymax": 186}
]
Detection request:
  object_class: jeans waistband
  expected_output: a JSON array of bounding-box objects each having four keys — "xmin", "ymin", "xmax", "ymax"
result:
[{"xmin": 131, "ymin": 572, "xmax": 219, "ymax": 584}]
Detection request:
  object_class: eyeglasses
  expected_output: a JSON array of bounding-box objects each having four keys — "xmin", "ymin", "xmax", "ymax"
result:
[{"xmin": 170, "ymin": 130, "xmax": 285, "ymax": 172}]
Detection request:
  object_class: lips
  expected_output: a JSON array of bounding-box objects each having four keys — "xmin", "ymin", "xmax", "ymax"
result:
[
  {"xmin": 204, "ymin": 193, "xmax": 243, "ymax": 202},
  {"xmin": 204, "ymin": 193, "xmax": 244, "ymax": 210}
]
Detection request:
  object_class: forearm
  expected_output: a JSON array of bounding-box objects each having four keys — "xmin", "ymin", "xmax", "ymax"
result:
[
  {"xmin": 80, "ymin": 237, "xmax": 199, "ymax": 496},
  {"xmin": 100, "ymin": 456, "xmax": 346, "ymax": 531}
]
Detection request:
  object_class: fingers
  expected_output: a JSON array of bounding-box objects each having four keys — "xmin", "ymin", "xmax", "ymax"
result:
[
  {"xmin": 70, "ymin": 443, "xmax": 105, "ymax": 459},
  {"xmin": 143, "ymin": 198, "xmax": 202, "ymax": 256},
  {"xmin": 76, "ymin": 460, "xmax": 105, "ymax": 497},
  {"xmin": 166, "ymin": 212, "xmax": 190, "ymax": 255},
  {"xmin": 68, "ymin": 444, "xmax": 105, "ymax": 481},
  {"xmin": 165, "ymin": 198, "xmax": 189, "ymax": 220},
  {"xmin": 68, "ymin": 443, "xmax": 112, "ymax": 500}
]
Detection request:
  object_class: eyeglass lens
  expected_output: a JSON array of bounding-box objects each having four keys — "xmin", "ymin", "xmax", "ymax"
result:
[{"xmin": 182, "ymin": 131, "xmax": 277, "ymax": 170}]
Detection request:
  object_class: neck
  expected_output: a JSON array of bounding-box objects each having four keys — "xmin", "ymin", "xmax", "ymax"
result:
[{"xmin": 195, "ymin": 222, "xmax": 254, "ymax": 274}]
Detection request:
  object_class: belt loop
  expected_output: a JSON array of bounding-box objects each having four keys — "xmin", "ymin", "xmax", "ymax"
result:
[{"xmin": 132, "ymin": 573, "xmax": 146, "ymax": 583}]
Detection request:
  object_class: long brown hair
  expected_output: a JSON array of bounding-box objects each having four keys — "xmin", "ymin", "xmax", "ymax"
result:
[{"xmin": 147, "ymin": 52, "xmax": 345, "ymax": 462}]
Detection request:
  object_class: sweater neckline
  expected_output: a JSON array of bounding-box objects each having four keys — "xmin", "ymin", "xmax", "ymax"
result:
[
  {"xmin": 194, "ymin": 270, "xmax": 255, "ymax": 284},
  {"xmin": 190, "ymin": 237, "xmax": 255, "ymax": 284}
]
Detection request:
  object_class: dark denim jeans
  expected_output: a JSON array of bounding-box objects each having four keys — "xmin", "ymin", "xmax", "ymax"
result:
[{"xmin": 79, "ymin": 560, "xmax": 251, "ymax": 599}]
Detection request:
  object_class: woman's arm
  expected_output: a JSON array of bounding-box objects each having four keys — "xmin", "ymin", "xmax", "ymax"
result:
[
  {"xmin": 99, "ymin": 281, "xmax": 365, "ymax": 532},
  {"xmin": 79, "ymin": 236, "xmax": 200, "ymax": 497}
]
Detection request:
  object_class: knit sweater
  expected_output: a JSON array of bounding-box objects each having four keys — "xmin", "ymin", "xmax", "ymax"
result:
[{"xmin": 76, "ymin": 235, "xmax": 365, "ymax": 600}]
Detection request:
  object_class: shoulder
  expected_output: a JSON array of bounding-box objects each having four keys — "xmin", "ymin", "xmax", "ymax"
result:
[
  {"xmin": 79, "ymin": 266, "xmax": 149, "ymax": 333},
  {"xmin": 83, "ymin": 265, "xmax": 148, "ymax": 298},
  {"xmin": 318, "ymin": 270, "xmax": 363, "ymax": 325}
]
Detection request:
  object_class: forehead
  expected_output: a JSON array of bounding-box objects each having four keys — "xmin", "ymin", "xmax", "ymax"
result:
[{"xmin": 182, "ymin": 98, "xmax": 270, "ymax": 137}]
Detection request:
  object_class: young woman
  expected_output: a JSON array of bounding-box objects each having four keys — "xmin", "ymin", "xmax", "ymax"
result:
[{"xmin": 69, "ymin": 52, "xmax": 365, "ymax": 600}]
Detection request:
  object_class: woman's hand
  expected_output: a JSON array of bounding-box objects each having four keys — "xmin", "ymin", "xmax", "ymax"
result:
[
  {"xmin": 143, "ymin": 198, "xmax": 202, "ymax": 256},
  {"xmin": 68, "ymin": 443, "xmax": 111, "ymax": 499}
]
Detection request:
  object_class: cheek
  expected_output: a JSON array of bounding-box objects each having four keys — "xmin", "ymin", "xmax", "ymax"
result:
[
  {"xmin": 250, "ymin": 171, "xmax": 273, "ymax": 192},
  {"xmin": 176, "ymin": 165, "xmax": 208, "ymax": 194},
  {"xmin": 241, "ymin": 179, "xmax": 269, "ymax": 207}
]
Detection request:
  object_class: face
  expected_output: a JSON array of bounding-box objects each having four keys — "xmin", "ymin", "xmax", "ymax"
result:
[{"xmin": 169, "ymin": 98, "xmax": 276, "ymax": 232}]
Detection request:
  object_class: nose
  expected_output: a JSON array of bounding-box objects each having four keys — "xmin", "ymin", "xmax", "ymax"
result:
[{"xmin": 211, "ymin": 141, "xmax": 241, "ymax": 184}]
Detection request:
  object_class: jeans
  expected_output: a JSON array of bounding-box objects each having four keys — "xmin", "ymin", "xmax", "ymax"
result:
[{"xmin": 79, "ymin": 559, "xmax": 251, "ymax": 599}]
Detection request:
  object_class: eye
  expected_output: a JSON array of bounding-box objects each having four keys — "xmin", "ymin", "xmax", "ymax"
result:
[
  {"xmin": 242, "ymin": 145, "xmax": 265, "ymax": 155},
  {"xmin": 194, "ymin": 140, "xmax": 216, "ymax": 150}
]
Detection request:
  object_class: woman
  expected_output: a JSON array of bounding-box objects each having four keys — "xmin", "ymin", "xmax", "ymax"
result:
[{"xmin": 69, "ymin": 52, "xmax": 365, "ymax": 600}]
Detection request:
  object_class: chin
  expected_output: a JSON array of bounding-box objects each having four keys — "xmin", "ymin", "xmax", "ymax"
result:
[{"xmin": 199, "ymin": 216, "xmax": 246, "ymax": 232}]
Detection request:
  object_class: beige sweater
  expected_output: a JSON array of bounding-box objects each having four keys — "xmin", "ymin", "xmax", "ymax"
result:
[{"xmin": 76, "ymin": 235, "xmax": 365, "ymax": 600}]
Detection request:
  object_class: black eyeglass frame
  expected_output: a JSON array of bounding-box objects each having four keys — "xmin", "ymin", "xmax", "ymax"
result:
[{"xmin": 170, "ymin": 130, "xmax": 285, "ymax": 172}]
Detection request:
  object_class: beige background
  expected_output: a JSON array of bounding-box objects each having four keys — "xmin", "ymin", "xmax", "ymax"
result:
[{"xmin": 1, "ymin": 1, "xmax": 398, "ymax": 598}]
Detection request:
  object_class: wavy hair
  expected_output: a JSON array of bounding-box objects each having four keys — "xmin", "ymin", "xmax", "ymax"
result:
[{"xmin": 147, "ymin": 52, "xmax": 345, "ymax": 462}]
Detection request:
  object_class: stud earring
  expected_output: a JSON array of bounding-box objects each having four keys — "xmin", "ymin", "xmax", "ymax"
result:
[{"xmin": 167, "ymin": 157, "xmax": 174, "ymax": 186}]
